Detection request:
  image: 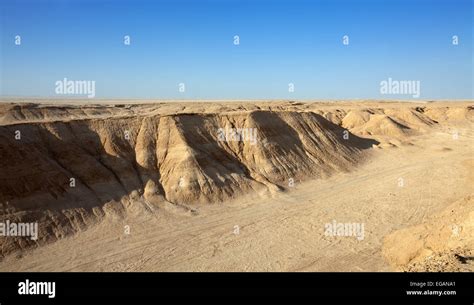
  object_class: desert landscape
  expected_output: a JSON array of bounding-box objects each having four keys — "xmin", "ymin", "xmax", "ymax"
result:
[{"xmin": 0, "ymin": 99, "xmax": 472, "ymax": 272}]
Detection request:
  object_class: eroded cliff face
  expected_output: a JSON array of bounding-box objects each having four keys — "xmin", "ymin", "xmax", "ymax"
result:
[{"xmin": 0, "ymin": 101, "xmax": 471, "ymax": 257}]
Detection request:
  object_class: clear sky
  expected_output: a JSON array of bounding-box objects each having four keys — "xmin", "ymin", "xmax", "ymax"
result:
[{"xmin": 0, "ymin": 0, "xmax": 472, "ymax": 99}]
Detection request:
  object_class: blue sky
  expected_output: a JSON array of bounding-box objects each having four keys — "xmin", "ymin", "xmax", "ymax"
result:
[{"xmin": 0, "ymin": 0, "xmax": 472, "ymax": 99}]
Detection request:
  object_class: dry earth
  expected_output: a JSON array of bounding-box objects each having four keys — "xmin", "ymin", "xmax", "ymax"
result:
[{"xmin": 0, "ymin": 100, "xmax": 472, "ymax": 271}]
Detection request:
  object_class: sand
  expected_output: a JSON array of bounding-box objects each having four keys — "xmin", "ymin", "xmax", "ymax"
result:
[{"xmin": 0, "ymin": 100, "xmax": 472, "ymax": 271}]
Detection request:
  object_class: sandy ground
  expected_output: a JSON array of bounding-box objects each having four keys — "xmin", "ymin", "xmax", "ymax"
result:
[{"xmin": 0, "ymin": 115, "xmax": 472, "ymax": 271}]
